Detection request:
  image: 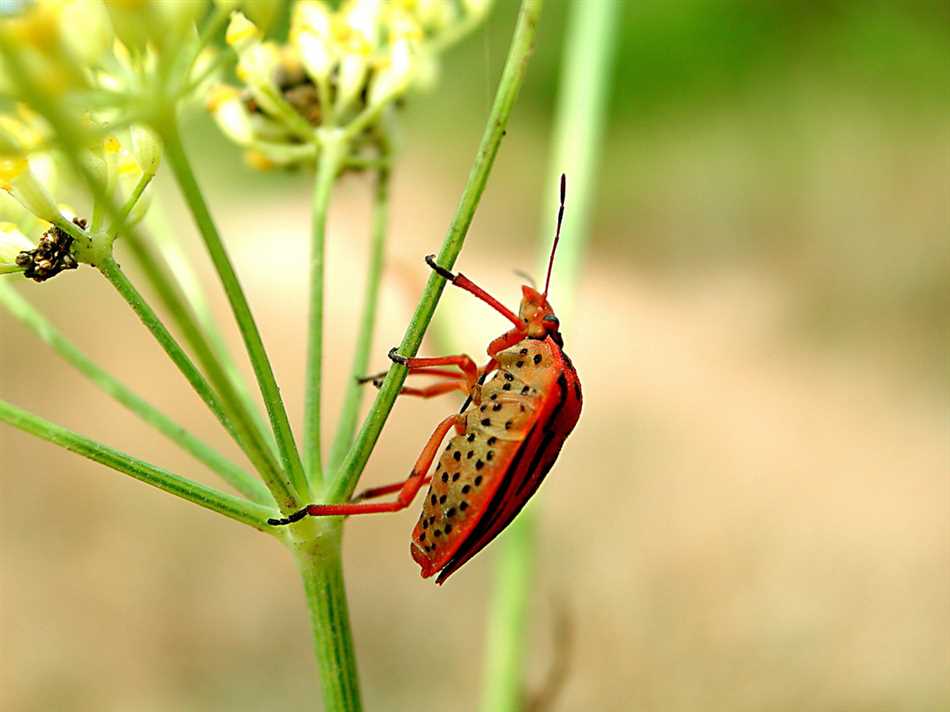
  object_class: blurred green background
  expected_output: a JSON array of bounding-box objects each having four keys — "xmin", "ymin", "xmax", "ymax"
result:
[{"xmin": 2, "ymin": 1, "xmax": 949, "ymax": 710}]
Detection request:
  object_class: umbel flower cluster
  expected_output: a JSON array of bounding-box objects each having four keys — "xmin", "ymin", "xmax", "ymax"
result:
[
  {"xmin": 0, "ymin": 0, "xmax": 491, "ymax": 280},
  {"xmin": 210, "ymin": 0, "xmax": 492, "ymax": 169},
  {"xmin": 0, "ymin": 0, "xmax": 201, "ymax": 279}
]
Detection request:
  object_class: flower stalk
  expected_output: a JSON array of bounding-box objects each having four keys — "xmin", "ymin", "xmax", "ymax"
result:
[
  {"xmin": 0, "ymin": 281, "xmax": 272, "ymax": 504},
  {"xmin": 328, "ymin": 161, "xmax": 391, "ymax": 470},
  {"xmin": 0, "ymin": 399, "xmax": 278, "ymax": 532},
  {"xmin": 161, "ymin": 119, "xmax": 309, "ymax": 508},
  {"xmin": 303, "ymin": 128, "xmax": 349, "ymax": 484}
]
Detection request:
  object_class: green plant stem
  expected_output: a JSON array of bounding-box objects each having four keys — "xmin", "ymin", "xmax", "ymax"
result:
[
  {"xmin": 327, "ymin": 164, "xmax": 390, "ymax": 471},
  {"xmin": 480, "ymin": 2, "xmax": 619, "ymax": 710},
  {"xmin": 98, "ymin": 257, "xmax": 238, "ymax": 441},
  {"xmin": 303, "ymin": 129, "xmax": 349, "ymax": 484},
  {"xmin": 294, "ymin": 523, "xmax": 363, "ymax": 712},
  {"xmin": 122, "ymin": 221, "xmax": 279, "ymax": 460},
  {"xmin": 0, "ymin": 282, "xmax": 272, "ymax": 504},
  {"xmin": 0, "ymin": 39, "xmax": 281, "ymax": 472},
  {"xmin": 480, "ymin": 520, "xmax": 537, "ymax": 712},
  {"xmin": 329, "ymin": 0, "xmax": 544, "ymax": 503},
  {"xmin": 98, "ymin": 255, "xmax": 291, "ymax": 508},
  {"xmin": 0, "ymin": 400, "xmax": 277, "ymax": 532},
  {"xmin": 162, "ymin": 118, "xmax": 307, "ymax": 508}
]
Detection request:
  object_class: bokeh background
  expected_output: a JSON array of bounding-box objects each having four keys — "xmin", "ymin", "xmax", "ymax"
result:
[{"xmin": 3, "ymin": 1, "xmax": 949, "ymax": 710}]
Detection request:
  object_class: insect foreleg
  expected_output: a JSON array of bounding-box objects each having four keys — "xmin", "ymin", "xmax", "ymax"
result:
[
  {"xmin": 388, "ymin": 348, "xmax": 480, "ymax": 390},
  {"xmin": 425, "ymin": 255, "xmax": 524, "ymax": 329}
]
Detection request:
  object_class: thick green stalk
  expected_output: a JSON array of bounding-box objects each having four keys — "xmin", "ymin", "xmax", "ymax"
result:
[
  {"xmin": 0, "ymin": 400, "xmax": 277, "ymax": 532},
  {"xmin": 480, "ymin": 2, "xmax": 619, "ymax": 710},
  {"xmin": 0, "ymin": 282, "xmax": 272, "ymax": 504},
  {"xmin": 162, "ymin": 119, "xmax": 307, "ymax": 506},
  {"xmin": 329, "ymin": 0, "xmax": 544, "ymax": 503},
  {"xmin": 303, "ymin": 130, "xmax": 348, "ymax": 484},
  {"xmin": 327, "ymin": 164, "xmax": 390, "ymax": 471},
  {"xmin": 294, "ymin": 523, "xmax": 363, "ymax": 712}
]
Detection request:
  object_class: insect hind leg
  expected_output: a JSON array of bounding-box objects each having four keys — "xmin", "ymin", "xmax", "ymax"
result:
[{"xmin": 268, "ymin": 414, "xmax": 463, "ymax": 524}]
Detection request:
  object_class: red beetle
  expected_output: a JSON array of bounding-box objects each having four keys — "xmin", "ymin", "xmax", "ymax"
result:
[{"xmin": 271, "ymin": 175, "xmax": 582, "ymax": 584}]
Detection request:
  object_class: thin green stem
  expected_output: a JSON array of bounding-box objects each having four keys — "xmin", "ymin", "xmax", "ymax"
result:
[
  {"xmin": 120, "ymin": 225, "xmax": 279, "ymax": 460},
  {"xmin": 294, "ymin": 523, "xmax": 363, "ymax": 712},
  {"xmin": 140, "ymin": 202, "xmax": 278, "ymax": 457},
  {"xmin": 108, "ymin": 170, "xmax": 153, "ymax": 241},
  {"xmin": 162, "ymin": 118, "xmax": 307, "ymax": 507},
  {"xmin": 329, "ymin": 0, "xmax": 544, "ymax": 503},
  {"xmin": 303, "ymin": 129, "xmax": 348, "ymax": 484},
  {"xmin": 0, "ymin": 282, "xmax": 272, "ymax": 504},
  {"xmin": 0, "ymin": 400, "xmax": 278, "ymax": 532},
  {"xmin": 98, "ymin": 257, "xmax": 289, "ymax": 503},
  {"xmin": 327, "ymin": 164, "xmax": 390, "ymax": 471},
  {"xmin": 98, "ymin": 257, "xmax": 236, "ymax": 440},
  {"xmin": 480, "ymin": 1, "xmax": 619, "ymax": 709},
  {"xmin": 480, "ymin": 519, "xmax": 537, "ymax": 712},
  {"xmin": 0, "ymin": 26, "xmax": 298, "ymax": 512}
]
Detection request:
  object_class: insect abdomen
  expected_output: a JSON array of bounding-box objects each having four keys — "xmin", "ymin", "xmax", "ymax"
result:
[{"xmin": 411, "ymin": 338, "xmax": 560, "ymax": 578}]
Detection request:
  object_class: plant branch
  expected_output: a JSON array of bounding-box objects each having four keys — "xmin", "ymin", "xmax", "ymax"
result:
[
  {"xmin": 162, "ymin": 118, "xmax": 307, "ymax": 508},
  {"xmin": 303, "ymin": 129, "xmax": 349, "ymax": 484},
  {"xmin": 327, "ymin": 163, "xmax": 390, "ymax": 471},
  {"xmin": 481, "ymin": 1, "xmax": 619, "ymax": 709},
  {"xmin": 329, "ymin": 0, "xmax": 544, "ymax": 503},
  {"xmin": 97, "ymin": 257, "xmax": 292, "ymax": 503},
  {"xmin": 0, "ymin": 282, "xmax": 272, "ymax": 504},
  {"xmin": 0, "ymin": 400, "xmax": 278, "ymax": 532},
  {"xmin": 139, "ymin": 203, "xmax": 277, "ymax": 456}
]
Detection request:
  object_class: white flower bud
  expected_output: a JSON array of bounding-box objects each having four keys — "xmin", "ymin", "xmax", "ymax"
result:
[
  {"xmin": 235, "ymin": 41, "xmax": 284, "ymax": 116},
  {"xmin": 344, "ymin": 0, "xmax": 383, "ymax": 49},
  {"xmin": 0, "ymin": 222, "xmax": 34, "ymax": 274},
  {"xmin": 207, "ymin": 86, "xmax": 255, "ymax": 146},
  {"xmin": 368, "ymin": 38, "xmax": 415, "ymax": 108},
  {"xmin": 295, "ymin": 30, "xmax": 334, "ymax": 83},
  {"xmin": 292, "ymin": 2, "xmax": 335, "ymax": 83},
  {"xmin": 131, "ymin": 126, "xmax": 161, "ymax": 175},
  {"xmin": 335, "ymin": 53, "xmax": 369, "ymax": 114},
  {"xmin": 0, "ymin": 157, "xmax": 61, "ymax": 223}
]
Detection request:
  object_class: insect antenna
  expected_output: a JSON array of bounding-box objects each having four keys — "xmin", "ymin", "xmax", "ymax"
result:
[
  {"xmin": 513, "ymin": 269, "xmax": 536, "ymax": 288},
  {"xmin": 543, "ymin": 173, "xmax": 567, "ymax": 298}
]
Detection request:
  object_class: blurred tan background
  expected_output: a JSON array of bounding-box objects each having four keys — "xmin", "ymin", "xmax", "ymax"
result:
[{"xmin": 3, "ymin": 1, "xmax": 949, "ymax": 710}]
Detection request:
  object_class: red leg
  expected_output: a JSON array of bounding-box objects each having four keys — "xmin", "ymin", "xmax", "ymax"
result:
[
  {"xmin": 426, "ymin": 255, "xmax": 524, "ymax": 329},
  {"xmin": 353, "ymin": 475, "xmax": 433, "ymax": 501},
  {"xmin": 268, "ymin": 414, "xmax": 464, "ymax": 524},
  {"xmin": 389, "ymin": 349, "xmax": 480, "ymax": 390}
]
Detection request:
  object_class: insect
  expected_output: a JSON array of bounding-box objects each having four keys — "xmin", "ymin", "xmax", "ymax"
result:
[{"xmin": 270, "ymin": 175, "xmax": 582, "ymax": 584}]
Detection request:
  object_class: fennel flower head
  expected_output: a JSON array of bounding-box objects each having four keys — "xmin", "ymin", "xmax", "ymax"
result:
[
  {"xmin": 209, "ymin": 0, "xmax": 493, "ymax": 170},
  {"xmin": 0, "ymin": 0, "xmax": 221, "ymax": 281}
]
